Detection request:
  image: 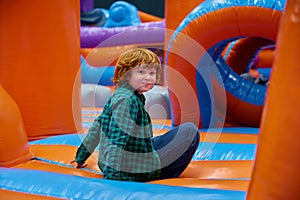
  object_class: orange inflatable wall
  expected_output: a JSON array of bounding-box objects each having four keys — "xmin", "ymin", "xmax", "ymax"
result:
[
  {"xmin": 247, "ymin": 0, "xmax": 300, "ymax": 199},
  {"xmin": 0, "ymin": 0, "xmax": 82, "ymax": 140},
  {"xmin": 0, "ymin": 86, "xmax": 32, "ymax": 167},
  {"xmin": 138, "ymin": 11, "xmax": 163, "ymax": 23},
  {"xmin": 165, "ymin": 0, "xmax": 205, "ymax": 31}
]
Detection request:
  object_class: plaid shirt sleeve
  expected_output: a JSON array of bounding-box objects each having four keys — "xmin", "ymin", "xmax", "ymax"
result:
[
  {"xmin": 102, "ymin": 97, "xmax": 138, "ymax": 180},
  {"xmin": 75, "ymin": 117, "xmax": 101, "ymax": 165}
]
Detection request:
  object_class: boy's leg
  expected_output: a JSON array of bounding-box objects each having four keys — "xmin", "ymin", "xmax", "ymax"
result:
[{"xmin": 152, "ymin": 122, "xmax": 200, "ymax": 179}]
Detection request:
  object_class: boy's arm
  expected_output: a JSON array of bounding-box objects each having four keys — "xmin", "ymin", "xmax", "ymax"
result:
[{"xmin": 75, "ymin": 118, "xmax": 101, "ymax": 165}]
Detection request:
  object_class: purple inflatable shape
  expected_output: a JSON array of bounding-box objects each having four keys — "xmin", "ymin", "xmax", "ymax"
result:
[
  {"xmin": 80, "ymin": 0, "xmax": 94, "ymax": 12},
  {"xmin": 80, "ymin": 20, "xmax": 165, "ymax": 48}
]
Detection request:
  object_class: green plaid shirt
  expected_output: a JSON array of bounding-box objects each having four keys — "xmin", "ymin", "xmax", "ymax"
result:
[{"xmin": 76, "ymin": 84, "xmax": 161, "ymax": 182}]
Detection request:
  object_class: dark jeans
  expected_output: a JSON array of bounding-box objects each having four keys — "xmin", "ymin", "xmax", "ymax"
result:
[{"xmin": 152, "ymin": 122, "xmax": 200, "ymax": 179}]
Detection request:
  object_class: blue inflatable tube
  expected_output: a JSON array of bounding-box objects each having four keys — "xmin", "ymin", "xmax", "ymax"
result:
[
  {"xmin": 103, "ymin": 1, "xmax": 141, "ymax": 28},
  {"xmin": 81, "ymin": 56, "xmax": 115, "ymax": 86}
]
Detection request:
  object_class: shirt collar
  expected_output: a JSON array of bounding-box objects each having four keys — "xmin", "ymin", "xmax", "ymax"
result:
[{"xmin": 119, "ymin": 83, "xmax": 146, "ymax": 105}]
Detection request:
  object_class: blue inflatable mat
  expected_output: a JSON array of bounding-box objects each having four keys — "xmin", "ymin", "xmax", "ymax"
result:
[
  {"xmin": 0, "ymin": 168, "xmax": 246, "ymax": 200},
  {"xmin": 193, "ymin": 143, "xmax": 256, "ymax": 160}
]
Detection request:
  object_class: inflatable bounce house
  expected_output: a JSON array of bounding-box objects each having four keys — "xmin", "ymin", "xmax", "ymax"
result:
[{"xmin": 0, "ymin": 0, "xmax": 299, "ymax": 199}]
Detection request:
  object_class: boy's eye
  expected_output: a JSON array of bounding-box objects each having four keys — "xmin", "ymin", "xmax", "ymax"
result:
[{"xmin": 138, "ymin": 70, "xmax": 145, "ymax": 74}]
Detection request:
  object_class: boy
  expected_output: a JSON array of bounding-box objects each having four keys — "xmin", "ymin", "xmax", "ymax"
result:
[{"xmin": 73, "ymin": 48, "xmax": 199, "ymax": 182}]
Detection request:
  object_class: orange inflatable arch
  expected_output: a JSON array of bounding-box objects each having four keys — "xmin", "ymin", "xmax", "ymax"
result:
[{"xmin": 165, "ymin": 0, "xmax": 282, "ymax": 128}]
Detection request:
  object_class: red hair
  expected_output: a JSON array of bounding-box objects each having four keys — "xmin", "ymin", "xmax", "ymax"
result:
[{"xmin": 112, "ymin": 48, "xmax": 161, "ymax": 85}]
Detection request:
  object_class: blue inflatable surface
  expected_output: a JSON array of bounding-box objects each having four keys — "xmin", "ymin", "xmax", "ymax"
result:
[
  {"xmin": 81, "ymin": 56, "xmax": 115, "ymax": 86},
  {"xmin": 30, "ymin": 132, "xmax": 256, "ymax": 161},
  {"xmin": 0, "ymin": 168, "xmax": 246, "ymax": 200}
]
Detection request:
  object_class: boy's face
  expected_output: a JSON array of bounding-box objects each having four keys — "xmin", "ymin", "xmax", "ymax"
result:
[{"xmin": 127, "ymin": 65, "xmax": 157, "ymax": 94}]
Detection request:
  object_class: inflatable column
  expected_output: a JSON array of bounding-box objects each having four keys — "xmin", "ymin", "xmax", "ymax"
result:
[
  {"xmin": 247, "ymin": 0, "xmax": 300, "ymax": 199},
  {"xmin": 0, "ymin": 86, "xmax": 32, "ymax": 167},
  {"xmin": 0, "ymin": 0, "xmax": 82, "ymax": 140}
]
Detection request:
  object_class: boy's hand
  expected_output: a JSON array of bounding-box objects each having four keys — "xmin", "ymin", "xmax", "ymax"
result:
[{"xmin": 70, "ymin": 160, "xmax": 88, "ymax": 168}]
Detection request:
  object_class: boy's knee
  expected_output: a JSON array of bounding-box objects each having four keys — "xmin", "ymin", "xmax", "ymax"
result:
[
  {"xmin": 180, "ymin": 122, "xmax": 199, "ymax": 141},
  {"xmin": 181, "ymin": 122, "xmax": 197, "ymax": 131}
]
